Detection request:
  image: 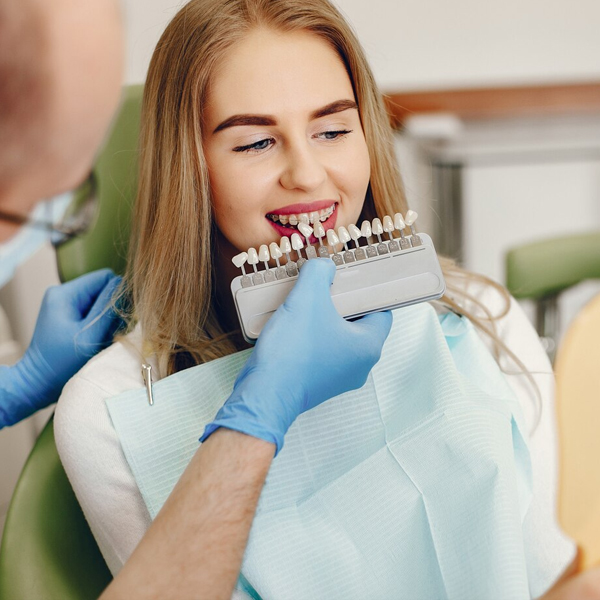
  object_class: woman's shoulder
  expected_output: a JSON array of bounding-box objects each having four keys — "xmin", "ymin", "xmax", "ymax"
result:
[
  {"xmin": 54, "ymin": 325, "xmax": 153, "ymax": 473},
  {"xmin": 57, "ymin": 327, "xmax": 153, "ymax": 412},
  {"xmin": 54, "ymin": 325, "xmax": 153, "ymax": 575}
]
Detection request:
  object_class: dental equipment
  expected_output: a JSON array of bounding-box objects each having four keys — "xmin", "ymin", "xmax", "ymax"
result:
[
  {"xmin": 383, "ymin": 215, "xmax": 399, "ymax": 252},
  {"xmin": 141, "ymin": 364, "xmax": 154, "ymax": 406},
  {"xmin": 269, "ymin": 242, "xmax": 287, "ymax": 280},
  {"xmin": 405, "ymin": 210, "xmax": 422, "ymax": 246},
  {"xmin": 349, "ymin": 224, "xmax": 366, "ymax": 260},
  {"xmin": 326, "ymin": 229, "xmax": 343, "ymax": 266},
  {"xmin": 361, "ymin": 220, "xmax": 377, "ymax": 258},
  {"xmin": 258, "ymin": 244, "xmax": 276, "ymax": 282},
  {"xmin": 371, "ymin": 218, "xmax": 388, "ymax": 255},
  {"xmin": 298, "ymin": 222, "xmax": 317, "ymax": 259},
  {"xmin": 313, "ymin": 220, "xmax": 329, "ymax": 258},
  {"xmin": 291, "ymin": 232, "xmax": 307, "ymax": 269},
  {"xmin": 231, "ymin": 212, "xmax": 445, "ymax": 342},
  {"xmin": 394, "ymin": 213, "xmax": 410, "ymax": 250},
  {"xmin": 337, "ymin": 226, "xmax": 355, "ymax": 263},
  {"xmin": 280, "ymin": 236, "xmax": 298, "ymax": 277}
]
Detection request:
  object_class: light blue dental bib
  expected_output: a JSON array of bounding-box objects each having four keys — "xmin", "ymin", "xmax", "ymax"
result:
[{"xmin": 106, "ymin": 304, "xmax": 532, "ymax": 600}]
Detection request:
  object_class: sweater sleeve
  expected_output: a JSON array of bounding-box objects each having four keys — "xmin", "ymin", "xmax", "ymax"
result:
[{"xmin": 54, "ymin": 368, "xmax": 152, "ymax": 576}]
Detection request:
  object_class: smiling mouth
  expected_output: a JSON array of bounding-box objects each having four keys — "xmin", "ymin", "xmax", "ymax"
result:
[{"xmin": 265, "ymin": 202, "xmax": 337, "ymax": 229}]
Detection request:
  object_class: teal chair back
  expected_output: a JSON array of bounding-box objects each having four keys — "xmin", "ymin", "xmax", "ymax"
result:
[
  {"xmin": 0, "ymin": 84, "xmax": 143, "ymax": 599},
  {"xmin": 56, "ymin": 83, "xmax": 143, "ymax": 282},
  {"xmin": 506, "ymin": 231, "xmax": 600, "ymax": 360},
  {"xmin": 0, "ymin": 419, "xmax": 112, "ymax": 600}
]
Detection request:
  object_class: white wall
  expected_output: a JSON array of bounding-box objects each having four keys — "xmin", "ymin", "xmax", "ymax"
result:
[{"xmin": 122, "ymin": 0, "xmax": 600, "ymax": 89}]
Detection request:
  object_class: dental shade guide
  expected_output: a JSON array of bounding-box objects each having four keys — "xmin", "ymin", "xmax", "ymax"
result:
[
  {"xmin": 291, "ymin": 232, "xmax": 307, "ymax": 269},
  {"xmin": 405, "ymin": 210, "xmax": 422, "ymax": 246},
  {"xmin": 349, "ymin": 224, "xmax": 366, "ymax": 261},
  {"xmin": 394, "ymin": 213, "xmax": 411, "ymax": 250},
  {"xmin": 269, "ymin": 242, "xmax": 288, "ymax": 280},
  {"xmin": 313, "ymin": 220, "xmax": 330, "ymax": 258},
  {"xmin": 338, "ymin": 226, "xmax": 355, "ymax": 263},
  {"xmin": 361, "ymin": 220, "xmax": 378, "ymax": 258},
  {"xmin": 280, "ymin": 236, "xmax": 298, "ymax": 277},
  {"xmin": 231, "ymin": 212, "xmax": 445, "ymax": 343},
  {"xmin": 383, "ymin": 215, "xmax": 400, "ymax": 252},
  {"xmin": 232, "ymin": 251, "xmax": 252, "ymax": 288},
  {"xmin": 259, "ymin": 244, "xmax": 276, "ymax": 282},
  {"xmin": 247, "ymin": 247, "xmax": 264, "ymax": 285},
  {"xmin": 327, "ymin": 229, "xmax": 343, "ymax": 266},
  {"xmin": 372, "ymin": 218, "xmax": 388, "ymax": 255},
  {"xmin": 298, "ymin": 222, "xmax": 317, "ymax": 259}
]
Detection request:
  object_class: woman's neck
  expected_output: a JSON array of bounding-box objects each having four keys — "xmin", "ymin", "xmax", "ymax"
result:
[{"xmin": 213, "ymin": 231, "xmax": 250, "ymax": 344}]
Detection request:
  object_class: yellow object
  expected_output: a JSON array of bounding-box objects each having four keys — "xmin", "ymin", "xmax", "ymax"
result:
[{"xmin": 556, "ymin": 293, "xmax": 600, "ymax": 570}]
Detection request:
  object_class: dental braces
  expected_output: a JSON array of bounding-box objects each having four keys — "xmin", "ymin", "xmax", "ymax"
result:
[{"xmin": 231, "ymin": 210, "xmax": 445, "ymax": 342}]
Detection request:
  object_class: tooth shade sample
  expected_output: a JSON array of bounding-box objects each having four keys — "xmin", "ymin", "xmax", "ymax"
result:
[
  {"xmin": 326, "ymin": 229, "xmax": 340, "ymax": 246},
  {"xmin": 313, "ymin": 221, "xmax": 325, "ymax": 238},
  {"xmin": 337, "ymin": 226, "xmax": 351, "ymax": 244},
  {"xmin": 247, "ymin": 247, "xmax": 259, "ymax": 265},
  {"xmin": 231, "ymin": 252, "xmax": 248, "ymax": 268},
  {"xmin": 269, "ymin": 242, "xmax": 283, "ymax": 260},
  {"xmin": 348, "ymin": 224, "xmax": 362, "ymax": 241},
  {"xmin": 299, "ymin": 213, "xmax": 309, "ymax": 224},
  {"xmin": 298, "ymin": 222, "xmax": 313, "ymax": 238},
  {"xmin": 360, "ymin": 220, "xmax": 372, "ymax": 238},
  {"xmin": 372, "ymin": 218, "xmax": 383, "ymax": 235},
  {"xmin": 393, "ymin": 213, "xmax": 406, "ymax": 230},
  {"xmin": 383, "ymin": 215, "xmax": 394, "ymax": 232},
  {"xmin": 291, "ymin": 232, "xmax": 304, "ymax": 250},
  {"xmin": 258, "ymin": 244, "xmax": 270, "ymax": 262},
  {"xmin": 280, "ymin": 236, "xmax": 292, "ymax": 254},
  {"xmin": 405, "ymin": 210, "xmax": 418, "ymax": 226}
]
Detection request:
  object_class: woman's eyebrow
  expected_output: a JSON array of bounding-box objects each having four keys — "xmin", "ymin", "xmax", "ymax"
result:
[
  {"xmin": 310, "ymin": 99, "xmax": 358, "ymax": 120},
  {"xmin": 212, "ymin": 99, "xmax": 358, "ymax": 134}
]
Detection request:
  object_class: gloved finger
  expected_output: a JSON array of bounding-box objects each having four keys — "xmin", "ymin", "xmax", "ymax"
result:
[
  {"xmin": 349, "ymin": 310, "xmax": 393, "ymax": 344},
  {"xmin": 82, "ymin": 274, "xmax": 123, "ymax": 327},
  {"xmin": 59, "ymin": 269, "xmax": 117, "ymax": 318},
  {"xmin": 283, "ymin": 258, "xmax": 336, "ymax": 311}
]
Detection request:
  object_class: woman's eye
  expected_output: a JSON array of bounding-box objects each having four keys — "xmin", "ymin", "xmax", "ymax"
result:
[
  {"xmin": 317, "ymin": 129, "xmax": 353, "ymax": 141},
  {"xmin": 233, "ymin": 138, "xmax": 274, "ymax": 153}
]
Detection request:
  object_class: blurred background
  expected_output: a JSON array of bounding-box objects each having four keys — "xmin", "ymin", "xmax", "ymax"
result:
[{"xmin": 1, "ymin": 0, "xmax": 599, "ymax": 536}]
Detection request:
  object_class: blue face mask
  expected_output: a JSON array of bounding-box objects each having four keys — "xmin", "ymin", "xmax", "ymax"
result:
[{"xmin": 0, "ymin": 193, "xmax": 72, "ymax": 289}]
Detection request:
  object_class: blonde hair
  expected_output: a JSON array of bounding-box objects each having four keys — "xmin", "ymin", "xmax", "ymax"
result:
[{"xmin": 122, "ymin": 0, "xmax": 540, "ymax": 420}]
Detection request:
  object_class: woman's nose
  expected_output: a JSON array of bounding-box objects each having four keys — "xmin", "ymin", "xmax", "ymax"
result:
[{"xmin": 279, "ymin": 143, "xmax": 327, "ymax": 193}]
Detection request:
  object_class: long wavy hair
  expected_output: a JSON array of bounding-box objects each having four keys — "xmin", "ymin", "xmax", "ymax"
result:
[{"xmin": 121, "ymin": 0, "xmax": 539, "ymax": 420}]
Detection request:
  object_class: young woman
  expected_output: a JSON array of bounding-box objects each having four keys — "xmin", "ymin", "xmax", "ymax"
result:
[{"xmin": 55, "ymin": 0, "xmax": 580, "ymax": 597}]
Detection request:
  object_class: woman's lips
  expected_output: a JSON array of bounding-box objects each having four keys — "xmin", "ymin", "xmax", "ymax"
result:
[{"xmin": 266, "ymin": 204, "xmax": 338, "ymax": 247}]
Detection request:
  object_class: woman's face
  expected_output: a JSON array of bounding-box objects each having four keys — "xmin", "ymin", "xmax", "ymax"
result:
[{"xmin": 203, "ymin": 28, "xmax": 371, "ymax": 259}]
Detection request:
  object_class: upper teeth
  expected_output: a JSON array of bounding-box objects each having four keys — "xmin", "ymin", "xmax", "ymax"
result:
[{"xmin": 267, "ymin": 203, "xmax": 336, "ymax": 226}]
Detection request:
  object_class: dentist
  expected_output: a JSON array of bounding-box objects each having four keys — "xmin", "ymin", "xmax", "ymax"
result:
[{"xmin": 0, "ymin": 0, "xmax": 124, "ymax": 429}]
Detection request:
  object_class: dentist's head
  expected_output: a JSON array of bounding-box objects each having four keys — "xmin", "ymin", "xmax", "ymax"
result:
[{"xmin": 0, "ymin": 0, "xmax": 124, "ymax": 241}]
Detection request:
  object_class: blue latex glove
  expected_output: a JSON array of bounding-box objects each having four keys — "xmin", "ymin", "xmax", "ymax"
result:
[
  {"xmin": 201, "ymin": 258, "xmax": 393, "ymax": 454},
  {"xmin": 0, "ymin": 269, "xmax": 123, "ymax": 428}
]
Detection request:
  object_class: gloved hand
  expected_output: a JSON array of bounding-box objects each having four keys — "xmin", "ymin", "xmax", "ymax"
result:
[
  {"xmin": 0, "ymin": 269, "xmax": 123, "ymax": 427},
  {"xmin": 201, "ymin": 258, "xmax": 393, "ymax": 454}
]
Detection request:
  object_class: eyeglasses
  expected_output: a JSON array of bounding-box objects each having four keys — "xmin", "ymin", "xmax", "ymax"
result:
[{"xmin": 0, "ymin": 171, "xmax": 99, "ymax": 247}]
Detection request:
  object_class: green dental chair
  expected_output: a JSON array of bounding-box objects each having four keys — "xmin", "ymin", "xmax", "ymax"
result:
[
  {"xmin": 0, "ymin": 84, "xmax": 143, "ymax": 600},
  {"xmin": 506, "ymin": 231, "xmax": 600, "ymax": 362}
]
